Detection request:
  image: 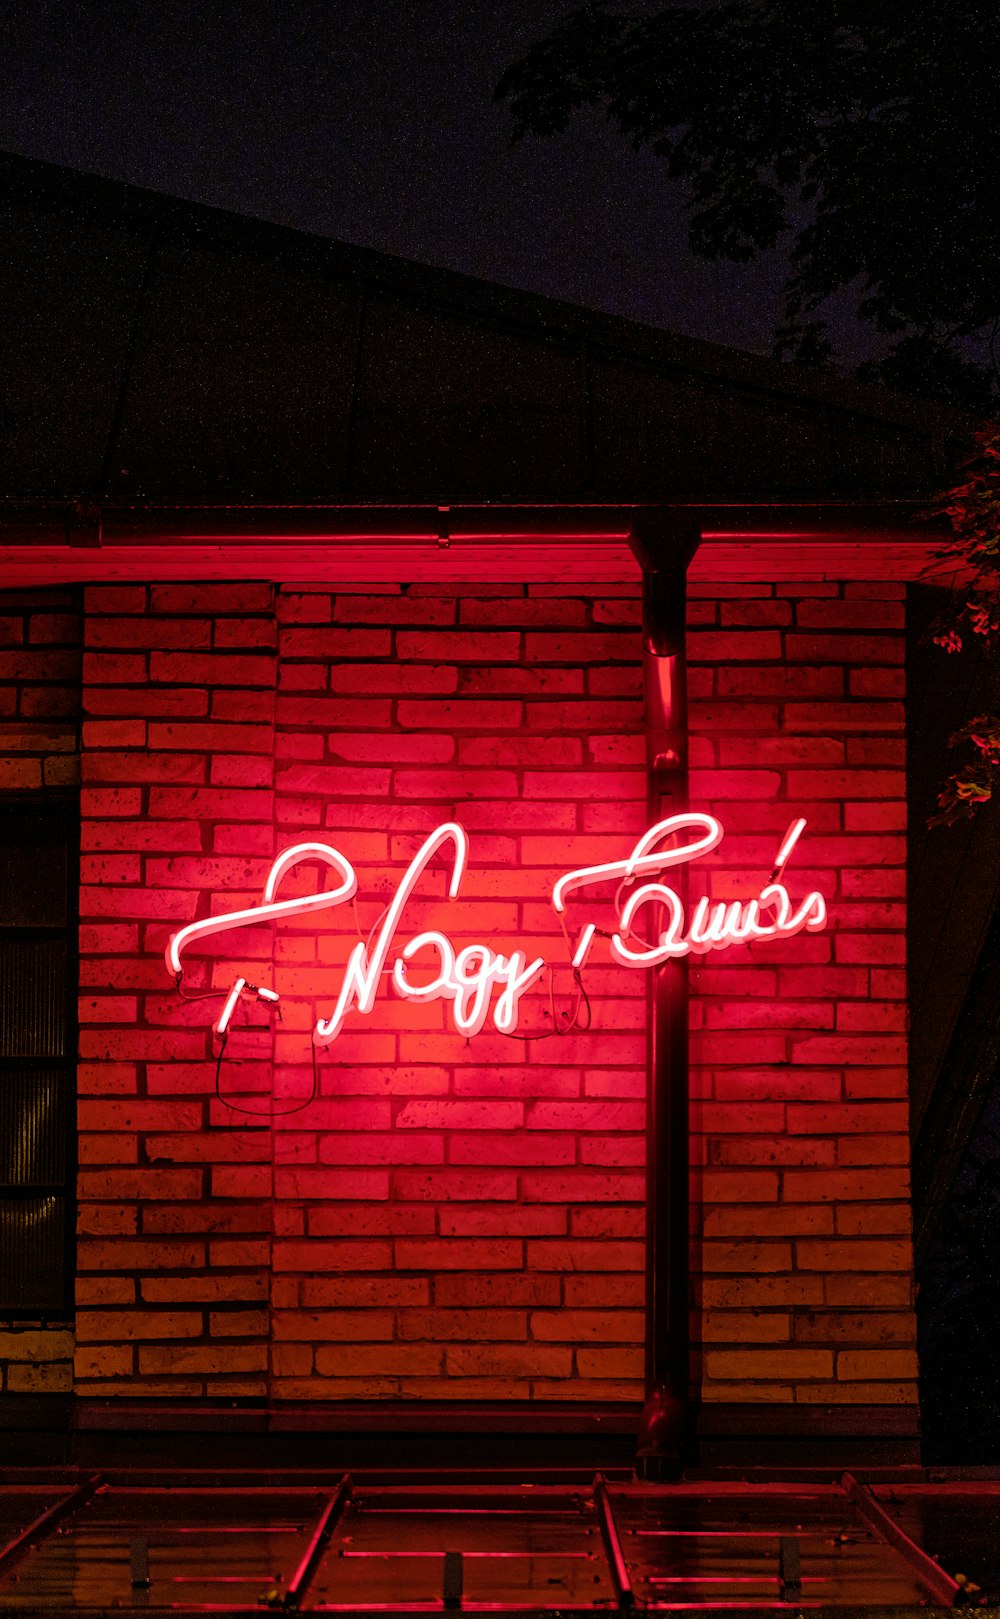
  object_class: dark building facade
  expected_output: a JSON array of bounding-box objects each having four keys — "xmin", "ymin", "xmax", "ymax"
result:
[{"xmin": 0, "ymin": 152, "xmax": 988, "ymax": 1464}]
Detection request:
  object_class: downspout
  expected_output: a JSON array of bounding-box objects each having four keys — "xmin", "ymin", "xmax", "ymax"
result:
[{"xmin": 629, "ymin": 516, "xmax": 701, "ymax": 1479}]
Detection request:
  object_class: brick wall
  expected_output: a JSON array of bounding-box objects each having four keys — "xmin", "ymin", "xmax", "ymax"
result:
[
  {"xmin": 75, "ymin": 583, "xmax": 278, "ymax": 1396},
  {"xmin": 0, "ymin": 586, "xmax": 81, "ymax": 792},
  {"xmin": 689, "ymin": 581, "xmax": 915, "ymax": 1407},
  {"xmin": 0, "ymin": 575, "xmax": 917, "ymax": 1412},
  {"xmin": 74, "ymin": 581, "xmax": 649, "ymax": 1400}
]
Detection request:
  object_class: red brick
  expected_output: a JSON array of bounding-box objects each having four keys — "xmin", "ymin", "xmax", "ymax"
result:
[
  {"xmin": 300, "ymin": 1278, "xmax": 429, "ymax": 1306},
  {"xmin": 703, "ymin": 1276, "xmax": 824, "ymax": 1307},
  {"xmin": 525, "ymin": 701, "xmax": 642, "ymax": 731},
  {"xmin": 845, "ymin": 801, "xmax": 906, "ymax": 832},
  {"xmin": 707, "ymin": 1348, "xmax": 833, "ymax": 1379},
  {"xmin": 796, "ymin": 600, "xmax": 904, "ymax": 629},
  {"xmin": 280, "ymin": 628, "xmax": 392, "ymax": 657},
  {"xmin": 846, "ymin": 736, "xmax": 905, "ymax": 763},
  {"xmin": 139, "ymin": 1344, "xmax": 267, "ymax": 1374},
  {"xmin": 786, "ymin": 634, "xmax": 903, "ymax": 664},
  {"xmin": 718, "ymin": 736, "xmax": 842, "ymax": 766},
  {"xmin": 85, "ymin": 586, "xmax": 148, "ymax": 613},
  {"xmin": 398, "ymin": 630, "xmax": 520, "ymax": 661},
  {"xmin": 688, "ymin": 631, "xmax": 783, "ymax": 661},
  {"xmin": 328, "ymin": 734, "xmax": 454, "ymax": 765},
  {"xmin": 783, "ymin": 702, "xmax": 904, "ymax": 732},
  {"xmin": 449, "ymin": 1134, "xmax": 575, "ymax": 1166},
  {"xmin": 84, "ymin": 687, "xmax": 209, "ymax": 716},
  {"xmin": 149, "ymin": 652, "xmax": 275, "ymax": 685},
  {"xmin": 719, "ymin": 601, "xmax": 792, "ymax": 627},
  {"xmin": 82, "ymin": 720, "xmax": 147, "ymax": 748},
  {"xmin": 273, "ymin": 1241, "xmax": 393, "ymax": 1271},
  {"xmin": 463, "ymin": 598, "xmax": 585, "ymax": 626},
  {"xmin": 393, "ymin": 768, "xmax": 518, "ymax": 798},
  {"xmin": 701, "ymin": 1206, "xmax": 833, "ymax": 1237},
  {"xmin": 77, "ymin": 1239, "xmax": 204, "ymax": 1271},
  {"xmin": 211, "ymin": 755, "xmax": 273, "ymax": 786},
  {"xmin": 0, "ymin": 649, "xmax": 80, "ymax": 679},
  {"xmin": 850, "ymin": 668, "xmax": 905, "ymax": 696},
  {"xmin": 527, "ymin": 1240, "xmax": 643, "ymax": 1272},
  {"xmin": 797, "ymin": 1239, "xmax": 912, "ymax": 1271},
  {"xmin": 82, "ymin": 820, "xmax": 202, "ymax": 851},
  {"xmin": 783, "ymin": 1167, "xmax": 910, "ymax": 1202},
  {"xmin": 212, "ymin": 691, "xmax": 275, "ymax": 721},
  {"xmin": 272, "ymin": 1310, "xmax": 394, "ymax": 1340},
  {"xmin": 395, "ymin": 1240, "xmax": 522, "ymax": 1270},
  {"xmin": 20, "ymin": 685, "xmax": 79, "ymax": 716},
  {"xmin": 824, "ymin": 1275, "xmax": 913, "ymax": 1307},
  {"xmin": 342, "ymin": 595, "xmax": 458, "ymax": 624},
  {"xmin": 786, "ymin": 769, "xmax": 905, "ymax": 799},
  {"xmin": 791, "ymin": 1037, "xmax": 906, "ymax": 1067},
  {"xmin": 435, "ymin": 1275, "xmax": 561, "ymax": 1307},
  {"xmin": 86, "ymin": 617, "xmax": 211, "ymax": 649},
  {"xmin": 209, "ymin": 1309, "xmax": 269, "ymax": 1335},
  {"xmin": 440, "ymin": 1207, "xmax": 564, "ymax": 1236},
  {"xmin": 398, "ymin": 1309, "xmax": 527, "ymax": 1340},
  {"xmin": 703, "ymin": 1240, "xmax": 792, "ymax": 1273},
  {"xmin": 83, "ymin": 652, "xmax": 147, "ymax": 683},
  {"xmin": 458, "ymin": 735, "xmax": 581, "ymax": 766},
  {"xmin": 142, "ymin": 1276, "xmax": 268, "ymax": 1303},
  {"xmin": 836, "ymin": 1205, "xmax": 912, "ymax": 1235},
  {"xmin": 148, "ymin": 787, "xmax": 274, "ymax": 818},
  {"xmin": 0, "ymin": 759, "xmax": 43, "ymax": 788},
  {"xmin": 699, "ymin": 1171, "xmax": 780, "ymax": 1202},
  {"xmin": 445, "ymin": 1344, "xmax": 570, "ymax": 1377},
  {"xmin": 82, "ymin": 751, "xmax": 206, "ymax": 784},
  {"xmin": 702, "ymin": 1311, "xmax": 791, "ymax": 1342},
  {"xmin": 76, "ymin": 1310, "xmax": 202, "ymax": 1341},
  {"xmin": 837, "ymin": 1136, "xmax": 910, "ymax": 1166},
  {"xmin": 717, "ymin": 666, "xmax": 843, "ymax": 698},
  {"xmin": 392, "ymin": 1171, "xmax": 517, "ymax": 1202},
  {"xmin": 149, "ymin": 722, "xmax": 273, "ymax": 752},
  {"xmin": 214, "ymin": 618, "xmax": 278, "ymax": 648},
  {"xmin": 149, "ymin": 584, "xmax": 274, "ymax": 614}
]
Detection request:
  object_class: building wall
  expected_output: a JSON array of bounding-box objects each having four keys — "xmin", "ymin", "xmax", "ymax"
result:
[
  {"xmin": 688, "ymin": 580, "xmax": 914, "ymax": 1406},
  {"xmin": 0, "ymin": 577, "xmax": 916, "ymax": 1410},
  {"xmin": 73, "ymin": 581, "xmax": 648, "ymax": 1400}
]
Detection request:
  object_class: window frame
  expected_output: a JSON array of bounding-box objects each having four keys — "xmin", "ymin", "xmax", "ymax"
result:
[{"xmin": 0, "ymin": 798, "xmax": 78, "ymax": 1320}]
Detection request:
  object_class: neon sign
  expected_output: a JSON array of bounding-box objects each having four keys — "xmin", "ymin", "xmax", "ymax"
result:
[{"xmin": 166, "ymin": 814, "xmax": 827, "ymax": 1042}]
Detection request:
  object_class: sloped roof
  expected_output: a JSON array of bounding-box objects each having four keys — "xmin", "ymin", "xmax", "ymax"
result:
[{"xmin": 0, "ymin": 150, "xmax": 978, "ymax": 508}]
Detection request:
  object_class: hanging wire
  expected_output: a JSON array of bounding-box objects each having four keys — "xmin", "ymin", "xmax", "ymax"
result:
[
  {"xmin": 210, "ymin": 988, "xmax": 320, "ymax": 1120},
  {"xmin": 173, "ymin": 973, "xmax": 226, "ymax": 1002}
]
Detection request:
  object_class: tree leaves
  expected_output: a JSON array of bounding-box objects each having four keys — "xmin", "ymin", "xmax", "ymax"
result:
[
  {"xmin": 928, "ymin": 433, "xmax": 1000, "ymax": 824},
  {"xmin": 496, "ymin": 0, "xmax": 1000, "ymax": 411}
]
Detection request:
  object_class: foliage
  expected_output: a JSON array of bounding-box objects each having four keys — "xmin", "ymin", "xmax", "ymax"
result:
[
  {"xmin": 928, "ymin": 431, "xmax": 1000, "ymax": 825},
  {"xmin": 495, "ymin": 0, "xmax": 1000, "ymax": 412}
]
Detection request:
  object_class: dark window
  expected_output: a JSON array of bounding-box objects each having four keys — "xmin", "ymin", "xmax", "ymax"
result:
[{"xmin": 0, "ymin": 802, "xmax": 76, "ymax": 1314}]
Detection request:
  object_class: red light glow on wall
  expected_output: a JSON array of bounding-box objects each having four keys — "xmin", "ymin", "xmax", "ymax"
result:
[{"xmin": 166, "ymin": 813, "xmax": 827, "ymax": 1052}]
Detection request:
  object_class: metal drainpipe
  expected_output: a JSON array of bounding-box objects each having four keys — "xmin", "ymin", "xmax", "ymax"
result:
[{"xmin": 629, "ymin": 520, "xmax": 700, "ymax": 1479}]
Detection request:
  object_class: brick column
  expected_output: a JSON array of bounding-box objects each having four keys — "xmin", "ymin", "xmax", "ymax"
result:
[
  {"xmin": 75, "ymin": 584, "xmax": 276, "ymax": 1397},
  {"xmin": 688, "ymin": 580, "xmax": 916, "ymax": 1409}
]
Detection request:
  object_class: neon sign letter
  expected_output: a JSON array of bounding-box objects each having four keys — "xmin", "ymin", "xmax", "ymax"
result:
[
  {"xmin": 553, "ymin": 814, "xmax": 825, "ymax": 969},
  {"xmin": 166, "ymin": 814, "xmax": 826, "ymax": 1042}
]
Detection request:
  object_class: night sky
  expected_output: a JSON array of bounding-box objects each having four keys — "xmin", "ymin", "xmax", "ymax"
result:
[{"xmin": 1, "ymin": 0, "xmax": 814, "ymax": 360}]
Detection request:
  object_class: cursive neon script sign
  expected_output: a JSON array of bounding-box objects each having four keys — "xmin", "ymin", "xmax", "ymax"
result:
[{"xmin": 165, "ymin": 814, "xmax": 826, "ymax": 1042}]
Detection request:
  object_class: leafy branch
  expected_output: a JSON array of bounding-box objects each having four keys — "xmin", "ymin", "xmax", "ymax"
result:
[{"xmin": 930, "ymin": 430, "xmax": 1000, "ymax": 826}]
